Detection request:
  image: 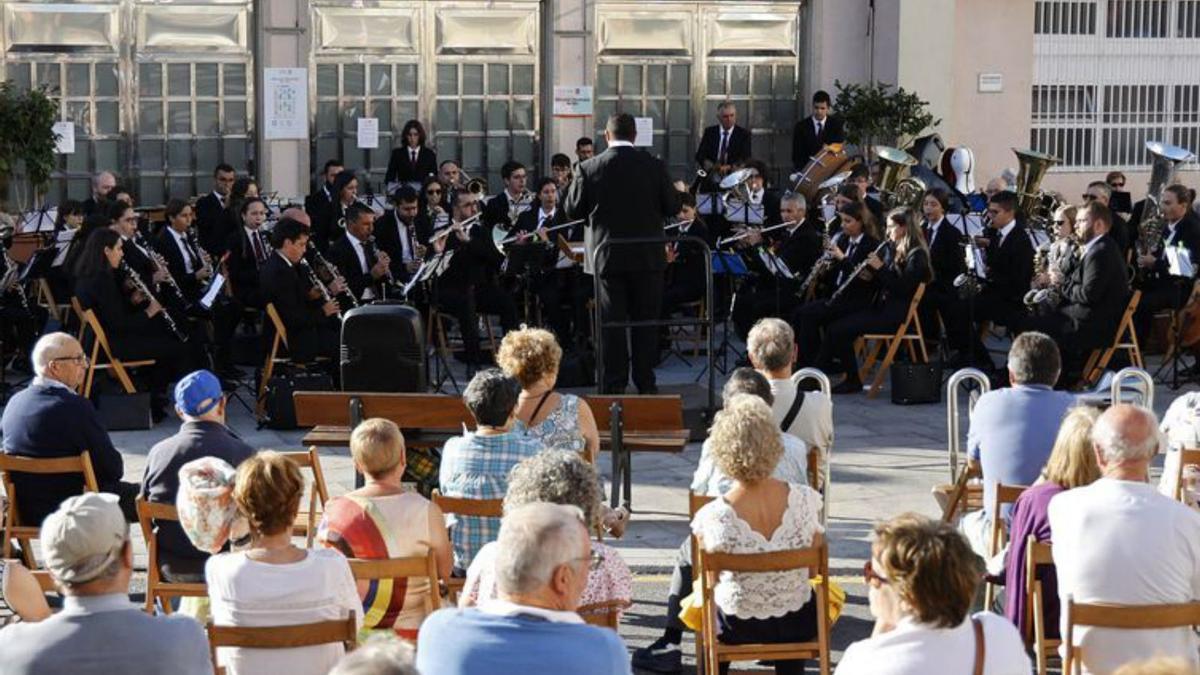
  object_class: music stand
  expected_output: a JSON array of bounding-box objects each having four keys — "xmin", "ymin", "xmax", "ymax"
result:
[
  {"xmin": 696, "ymin": 251, "xmax": 749, "ymax": 378},
  {"xmin": 421, "ymin": 250, "xmax": 459, "ymax": 394},
  {"xmin": 1154, "ymin": 247, "xmax": 1195, "ymax": 389},
  {"xmin": 505, "ymin": 241, "xmax": 551, "ymax": 324}
]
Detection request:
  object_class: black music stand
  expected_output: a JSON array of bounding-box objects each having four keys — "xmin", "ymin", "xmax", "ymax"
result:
[
  {"xmin": 505, "ymin": 241, "xmax": 550, "ymax": 325},
  {"xmin": 421, "ymin": 250, "xmax": 459, "ymax": 394},
  {"xmin": 695, "ymin": 251, "xmax": 748, "ymax": 381},
  {"xmin": 1153, "ymin": 249, "xmax": 1196, "ymax": 389}
]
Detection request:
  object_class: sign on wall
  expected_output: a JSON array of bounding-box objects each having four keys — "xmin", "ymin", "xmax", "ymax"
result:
[
  {"xmin": 264, "ymin": 67, "xmax": 309, "ymax": 140},
  {"xmin": 553, "ymin": 86, "xmax": 594, "ymax": 117}
]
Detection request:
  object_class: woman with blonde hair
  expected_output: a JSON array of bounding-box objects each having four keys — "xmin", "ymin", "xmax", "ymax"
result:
[{"xmin": 1002, "ymin": 405, "xmax": 1101, "ymax": 639}]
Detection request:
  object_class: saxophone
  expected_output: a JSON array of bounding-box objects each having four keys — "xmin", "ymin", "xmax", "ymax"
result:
[
  {"xmin": 1023, "ymin": 235, "xmax": 1077, "ymax": 311},
  {"xmin": 796, "ymin": 233, "xmax": 837, "ymax": 301}
]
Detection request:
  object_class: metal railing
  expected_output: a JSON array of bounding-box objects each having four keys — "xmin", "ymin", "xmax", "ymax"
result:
[{"xmin": 946, "ymin": 368, "xmax": 992, "ymax": 481}]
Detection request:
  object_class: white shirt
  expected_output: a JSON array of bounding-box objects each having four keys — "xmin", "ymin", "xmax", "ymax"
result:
[
  {"xmin": 536, "ymin": 208, "xmax": 555, "ymax": 230},
  {"xmin": 344, "ymin": 232, "xmax": 369, "ymax": 274},
  {"xmin": 768, "ymin": 378, "xmax": 834, "ymax": 487},
  {"xmin": 607, "ymin": 140, "xmax": 634, "ymax": 149},
  {"xmin": 478, "ymin": 598, "xmax": 583, "ymax": 625},
  {"xmin": 212, "ymin": 190, "xmax": 225, "ymax": 208},
  {"xmin": 925, "ymin": 217, "xmax": 945, "ymax": 247},
  {"xmin": 835, "ymin": 613, "xmax": 1031, "ymax": 675},
  {"xmin": 996, "ymin": 219, "xmax": 1017, "ymax": 247},
  {"xmin": 275, "ymin": 250, "xmax": 293, "ymax": 268},
  {"xmin": 813, "ymin": 116, "xmax": 825, "ymax": 137},
  {"xmin": 1167, "ymin": 219, "xmax": 1182, "ymax": 246},
  {"xmin": 691, "ymin": 432, "xmax": 810, "ymax": 497},
  {"xmin": 390, "ymin": 212, "xmax": 414, "ymax": 262},
  {"xmin": 32, "ymin": 375, "xmax": 72, "ymax": 392},
  {"xmin": 167, "ymin": 227, "xmax": 195, "ymax": 274},
  {"xmin": 1048, "ymin": 478, "xmax": 1200, "ymax": 675},
  {"xmin": 245, "ymin": 227, "xmax": 266, "ymax": 263}
]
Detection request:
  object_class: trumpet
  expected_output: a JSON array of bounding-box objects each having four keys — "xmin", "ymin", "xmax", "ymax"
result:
[
  {"xmin": 119, "ymin": 259, "xmax": 188, "ymax": 341},
  {"xmin": 717, "ymin": 219, "xmax": 802, "ymax": 247},
  {"xmin": 457, "ymin": 170, "xmax": 489, "ymax": 198},
  {"xmin": 827, "ymin": 241, "xmax": 893, "ymax": 306}
]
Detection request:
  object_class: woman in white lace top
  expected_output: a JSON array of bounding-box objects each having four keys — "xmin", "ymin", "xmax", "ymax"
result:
[{"xmin": 691, "ymin": 394, "xmax": 824, "ymax": 675}]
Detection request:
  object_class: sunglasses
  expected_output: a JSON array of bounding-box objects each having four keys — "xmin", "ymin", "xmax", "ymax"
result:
[
  {"xmin": 1111, "ymin": 182, "xmax": 1125, "ymax": 188},
  {"xmin": 863, "ymin": 559, "xmax": 890, "ymax": 586},
  {"xmin": 1081, "ymin": 194, "xmax": 1097, "ymax": 201},
  {"xmin": 426, "ymin": 189, "xmax": 442, "ymax": 194}
]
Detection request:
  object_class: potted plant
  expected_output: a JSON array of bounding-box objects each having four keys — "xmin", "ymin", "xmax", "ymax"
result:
[
  {"xmin": 833, "ymin": 80, "xmax": 939, "ymax": 162},
  {"xmin": 0, "ymin": 81, "xmax": 59, "ymax": 213}
]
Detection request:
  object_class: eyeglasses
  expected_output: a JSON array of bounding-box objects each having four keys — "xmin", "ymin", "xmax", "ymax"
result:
[
  {"xmin": 1110, "ymin": 182, "xmax": 1126, "ymax": 188},
  {"xmin": 51, "ymin": 354, "xmax": 89, "ymax": 366},
  {"xmin": 426, "ymin": 189, "xmax": 443, "ymax": 195},
  {"xmin": 573, "ymin": 549, "xmax": 606, "ymax": 572},
  {"xmin": 863, "ymin": 559, "xmax": 889, "ymax": 586}
]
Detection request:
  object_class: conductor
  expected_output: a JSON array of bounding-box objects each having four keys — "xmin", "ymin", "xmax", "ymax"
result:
[{"xmin": 565, "ymin": 113, "xmax": 682, "ymax": 394}]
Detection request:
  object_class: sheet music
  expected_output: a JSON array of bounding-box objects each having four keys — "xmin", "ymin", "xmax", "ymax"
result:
[
  {"xmin": 962, "ymin": 213, "xmax": 986, "ymax": 237},
  {"xmin": 51, "ymin": 230, "xmax": 76, "ymax": 267},
  {"xmin": 821, "ymin": 204, "xmax": 836, "ymax": 224},
  {"xmin": 725, "ymin": 202, "xmax": 765, "ymax": 226},
  {"xmin": 402, "ymin": 261, "xmax": 428, "ymax": 297},
  {"xmin": 758, "ymin": 249, "xmax": 794, "ymax": 279},
  {"xmin": 1167, "ymin": 246, "xmax": 1195, "ymax": 278},
  {"xmin": 697, "ymin": 193, "xmax": 722, "ymax": 216},
  {"xmin": 19, "ymin": 208, "xmax": 57, "ymax": 233},
  {"xmin": 199, "ymin": 273, "xmax": 226, "ymax": 309}
]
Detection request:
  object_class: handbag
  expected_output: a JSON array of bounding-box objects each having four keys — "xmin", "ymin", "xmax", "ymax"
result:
[{"xmin": 676, "ymin": 575, "xmax": 845, "ymax": 631}]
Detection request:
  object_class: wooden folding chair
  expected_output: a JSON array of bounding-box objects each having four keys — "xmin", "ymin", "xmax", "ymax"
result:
[
  {"xmin": 578, "ymin": 600, "xmax": 624, "ymax": 629},
  {"xmin": 1080, "ymin": 290, "xmax": 1143, "ymax": 388},
  {"xmin": 426, "ymin": 309, "xmax": 498, "ymax": 362},
  {"xmin": 688, "ymin": 491, "xmax": 716, "ymax": 669},
  {"xmin": 983, "ymin": 483, "xmax": 1028, "ymax": 609},
  {"xmin": 73, "ymin": 301, "xmax": 157, "ymax": 397},
  {"xmin": 346, "ymin": 552, "xmax": 442, "ymax": 616},
  {"xmin": 136, "ymin": 498, "xmax": 208, "ymax": 614},
  {"xmin": 257, "ymin": 303, "xmax": 292, "ymax": 417},
  {"xmin": 0, "ymin": 452, "xmax": 99, "ymax": 569},
  {"xmin": 855, "ymin": 283, "xmax": 928, "ymax": 398},
  {"xmin": 207, "ymin": 611, "xmax": 357, "ymax": 674},
  {"xmin": 431, "ymin": 490, "xmax": 504, "ymax": 603},
  {"xmin": 1025, "ymin": 537, "xmax": 1059, "ymax": 675},
  {"xmin": 1171, "ymin": 447, "xmax": 1200, "ymax": 503},
  {"xmin": 668, "ymin": 298, "xmax": 707, "ymax": 358},
  {"xmin": 279, "ymin": 447, "xmax": 330, "ymax": 547},
  {"xmin": 940, "ymin": 463, "xmax": 983, "ymax": 523},
  {"xmin": 1063, "ymin": 596, "xmax": 1200, "ymax": 675},
  {"xmin": 37, "ymin": 278, "xmax": 67, "ymax": 324},
  {"xmin": 698, "ymin": 536, "xmax": 831, "ymax": 675}
]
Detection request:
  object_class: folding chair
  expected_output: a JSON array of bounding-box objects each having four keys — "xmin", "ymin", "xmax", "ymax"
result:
[
  {"xmin": 1063, "ymin": 596, "xmax": 1200, "ymax": 675},
  {"xmin": 257, "ymin": 303, "xmax": 292, "ymax": 417},
  {"xmin": 279, "ymin": 447, "xmax": 330, "ymax": 548},
  {"xmin": 431, "ymin": 490, "xmax": 504, "ymax": 603},
  {"xmin": 207, "ymin": 611, "xmax": 357, "ymax": 674},
  {"xmin": 0, "ymin": 452, "xmax": 99, "ymax": 569},
  {"xmin": 1025, "ymin": 537, "xmax": 1059, "ymax": 675},
  {"xmin": 1171, "ymin": 447, "xmax": 1200, "ymax": 503},
  {"xmin": 346, "ymin": 552, "xmax": 442, "ymax": 616},
  {"xmin": 1080, "ymin": 290, "xmax": 1143, "ymax": 388},
  {"xmin": 698, "ymin": 536, "xmax": 832, "ymax": 675},
  {"xmin": 73, "ymin": 300, "xmax": 157, "ymax": 397},
  {"xmin": 983, "ymin": 483, "xmax": 1028, "ymax": 609},
  {"xmin": 855, "ymin": 283, "xmax": 928, "ymax": 398},
  {"xmin": 688, "ymin": 491, "xmax": 716, "ymax": 669},
  {"xmin": 136, "ymin": 498, "xmax": 208, "ymax": 614},
  {"xmin": 940, "ymin": 463, "xmax": 983, "ymax": 523},
  {"xmin": 37, "ymin": 279, "xmax": 67, "ymax": 324},
  {"xmin": 578, "ymin": 601, "xmax": 624, "ymax": 629}
]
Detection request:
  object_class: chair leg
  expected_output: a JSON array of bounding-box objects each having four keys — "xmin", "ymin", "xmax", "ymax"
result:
[{"xmin": 869, "ymin": 335, "xmax": 906, "ymax": 399}]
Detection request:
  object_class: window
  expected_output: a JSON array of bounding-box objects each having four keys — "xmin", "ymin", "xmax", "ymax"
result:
[
  {"xmin": 1031, "ymin": 85, "xmax": 1097, "ymax": 166},
  {"xmin": 1106, "ymin": 0, "xmax": 1169, "ymax": 37},
  {"xmin": 1178, "ymin": 0, "xmax": 1200, "ymax": 36},
  {"xmin": 704, "ymin": 62, "xmax": 798, "ymax": 185},
  {"xmin": 1035, "ymin": 1, "xmax": 1098, "ymax": 34},
  {"xmin": 593, "ymin": 63, "xmax": 693, "ymax": 179}
]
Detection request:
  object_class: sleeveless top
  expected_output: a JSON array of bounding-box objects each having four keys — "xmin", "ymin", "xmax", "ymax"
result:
[{"xmin": 514, "ymin": 392, "xmax": 585, "ymax": 453}]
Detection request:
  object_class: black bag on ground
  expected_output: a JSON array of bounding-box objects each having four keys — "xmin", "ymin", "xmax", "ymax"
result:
[
  {"xmin": 94, "ymin": 392, "xmax": 153, "ymax": 431},
  {"xmin": 262, "ymin": 366, "xmax": 334, "ymax": 429},
  {"xmin": 890, "ymin": 361, "xmax": 942, "ymax": 405}
]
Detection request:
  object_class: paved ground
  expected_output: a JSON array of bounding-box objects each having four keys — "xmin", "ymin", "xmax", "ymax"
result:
[{"xmin": 9, "ymin": 330, "xmax": 1191, "ymax": 672}]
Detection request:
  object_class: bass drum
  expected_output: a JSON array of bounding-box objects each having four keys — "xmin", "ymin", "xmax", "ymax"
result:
[{"xmin": 792, "ymin": 145, "xmax": 859, "ymax": 202}]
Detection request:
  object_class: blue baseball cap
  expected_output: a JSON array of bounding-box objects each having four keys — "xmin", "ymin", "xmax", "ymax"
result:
[{"xmin": 175, "ymin": 370, "xmax": 223, "ymax": 417}]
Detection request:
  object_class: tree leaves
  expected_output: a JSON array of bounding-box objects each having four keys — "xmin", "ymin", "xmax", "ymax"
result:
[
  {"xmin": 0, "ymin": 81, "xmax": 59, "ymax": 209},
  {"xmin": 833, "ymin": 80, "xmax": 940, "ymax": 157}
]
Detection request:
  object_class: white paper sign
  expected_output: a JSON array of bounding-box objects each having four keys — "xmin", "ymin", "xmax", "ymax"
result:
[
  {"xmin": 553, "ymin": 86, "xmax": 593, "ymax": 117},
  {"xmin": 263, "ymin": 68, "xmax": 309, "ymax": 140},
  {"xmin": 357, "ymin": 117, "xmax": 379, "ymax": 149},
  {"xmin": 634, "ymin": 117, "xmax": 653, "ymax": 147},
  {"xmin": 52, "ymin": 121, "xmax": 74, "ymax": 154}
]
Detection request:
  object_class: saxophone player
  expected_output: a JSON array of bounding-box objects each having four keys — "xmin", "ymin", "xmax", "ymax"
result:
[
  {"xmin": 1024, "ymin": 204, "xmax": 1080, "ymax": 317},
  {"xmin": 1132, "ymin": 184, "xmax": 1200, "ymax": 342}
]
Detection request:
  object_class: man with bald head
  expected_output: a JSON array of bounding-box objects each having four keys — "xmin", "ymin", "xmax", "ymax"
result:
[
  {"xmin": 1049, "ymin": 405, "xmax": 1200, "ymax": 674},
  {"xmin": 83, "ymin": 171, "xmax": 117, "ymax": 216},
  {"xmin": 1, "ymin": 333, "xmax": 137, "ymax": 524}
]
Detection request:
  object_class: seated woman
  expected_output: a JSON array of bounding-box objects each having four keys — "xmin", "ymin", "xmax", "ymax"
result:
[
  {"xmin": 459, "ymin": 450, "xmax": 633, "ymax": 621},
  {"xmin": 818, "ymin": 206, "xmax": 932, "ymax": 394},
  {"xmin": 317, "ymin": 418, "xmax": 452, "ymax": 641},
  {"xmin": 691, "ymin": 394, "xmax": 824, "ymax": 675},
  {"xmin": 1002, "ymin": 405, "xmax": 1100, "ymax": 641},
  {"xmin": 836, "ymin": 514, "xmax": 1031, "ymax": 675},
  {"xmin": 206, "ymin": 452, "xmax": 361, "ymax": 675}
]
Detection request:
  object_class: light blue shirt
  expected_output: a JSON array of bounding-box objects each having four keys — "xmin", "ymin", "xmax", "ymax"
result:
[{"xmin": 967, "ymin": 384, "xmax": 1077, "ymax": 521}]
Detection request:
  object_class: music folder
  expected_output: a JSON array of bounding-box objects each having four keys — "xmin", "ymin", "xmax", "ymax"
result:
[{"xmin": 758, "ymin": 249, "xmax": 794, "ymax": 280}]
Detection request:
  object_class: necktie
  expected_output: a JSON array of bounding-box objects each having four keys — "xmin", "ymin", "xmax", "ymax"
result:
[
  {"xmin": 718, "ymin": 131, "xmax": 728, "ymax": 165},
  {"xmin": 184, "ymin": 236, "xmax": 200, "ymax": 271},
  {"xmin": 411, "ymin": 149, "xmax": 418, "ymax": 166},
  {"xmin": 251, "ymin": 232, "xmax": 264, "ymax": 264},
  {"xmin": 816, "ymin": 119, "xmax": 823, "ymax": 138},
  {"xmin": 923, "ymin": 222, "xmax": 933, "ymax": 245}
]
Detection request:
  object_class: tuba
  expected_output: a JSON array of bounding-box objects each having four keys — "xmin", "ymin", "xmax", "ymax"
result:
[
  {"xmin": 874, "ymin": 146, "xmax": 927, "ymax": 211},
  {"xmin": 1136, "ymin": 141, "xmax": 1196, "ymax": 273},
  {"xmin": 1012, "ymin": 148, "xmax": 1062, "ymax": 235}
]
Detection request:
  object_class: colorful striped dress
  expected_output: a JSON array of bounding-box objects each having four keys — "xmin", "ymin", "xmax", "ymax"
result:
[{"xmin": 317, "ymin": 492, "xmax": 440, "ymax": 640}]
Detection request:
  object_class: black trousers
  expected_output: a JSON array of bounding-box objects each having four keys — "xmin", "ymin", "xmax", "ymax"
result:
[
  {"xmin": 732, "ymin": 282, "xmax": 801, "ymax": 340},
  {"xmin": 947, "ymin": 290, "xmax": 1026, "ymax": 369},
  {"xmin": 110, "ymin": 326, "xmax": 200, "ymax": 402},
  {"xmin": 435, "ymin": 283, "xmax": 518, "ymax": 366},
  {"xmin": 598, "ymin": 270, "xmax": 664, "ymax": 394},
  {"xmin": 919, "ymin": 284, "xmax": 964, "ymax": 348},
  {"xmin": 791, "ymin": 299, "xmax": 862, "ymax": 369},
  {"xmin": 820, "ymin": 301, "xmax": 907, "ymax": 382},
  {"xmin": 717, "ymin": 599, "xmax": 818, "ymax": 675},
  {"xmin": 1133, "ymin": 280, "xmax": 1188, "ymax": 350}
]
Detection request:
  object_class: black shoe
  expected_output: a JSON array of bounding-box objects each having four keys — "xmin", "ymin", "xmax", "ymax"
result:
[
  {"xmin": 832, "ymin": 378, "xmax": 863, "ymax": 395},
  {"xmin": 631, "ymin": 637, "xmax": 683, "ymax": 673}
]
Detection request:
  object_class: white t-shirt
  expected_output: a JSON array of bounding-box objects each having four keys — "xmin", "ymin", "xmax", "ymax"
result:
[
  {"xmin": 835, "ymin": 613, "xmax": 1030, "ymax": 675},
  {"xmin": 768, "ymin": 378, "xmax": 833, "ymax": 487},
  {"xmin": 206, "ymin": 548, "xmax": 363, "ymax": 675}
]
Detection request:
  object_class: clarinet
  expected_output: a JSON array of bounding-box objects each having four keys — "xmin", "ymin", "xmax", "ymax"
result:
[
  {"xmin": 364, "ymin": 235, "xmax": 393, "ymax": 284},
  {"xmin": 796, "ymin": 233, "xmax": 837, "ymax": 301},
  {"xmin": 186, "ymin": 229, "xmax": 214, "ymax": 280},
  {"xmin": 299, "ymin": 259, "xmax": 341, "ymax": 318},
  {"xmin": 135, "ymin": 233, "xmax": 187, "ymax": 306},
  {"xmin": 119, "ymin": 259, "xmax": 188, "ymax": 342},
  {"xmin": 306, "ymin": 241, "xmax": 359, "ymax": 309},
  {"xmin": 826, "ymin": 241, "xmax": 893, "ymax": 306},
  {"xmin": 0, "ymin": 247, "xmax": 29, "ymax": 312}
]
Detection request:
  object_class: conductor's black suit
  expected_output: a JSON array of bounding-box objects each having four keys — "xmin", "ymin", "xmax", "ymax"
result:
[{"xmin": 564, "ymin": 142, "xmax": 682, "ymax": 393}]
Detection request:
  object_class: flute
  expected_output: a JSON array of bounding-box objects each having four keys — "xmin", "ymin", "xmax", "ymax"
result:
[{"xmin": 716, "ymin": 219, "xmax": 802, "ymax": 247}]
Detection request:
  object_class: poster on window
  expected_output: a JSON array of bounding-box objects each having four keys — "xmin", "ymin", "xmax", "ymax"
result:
[
  {"xmin": 52, "ymin": 121, "xmax": 74, "ymax": 154},
  {"xmin": 263, "ymin": 68, "xmax": 308, "ymax": 140}
]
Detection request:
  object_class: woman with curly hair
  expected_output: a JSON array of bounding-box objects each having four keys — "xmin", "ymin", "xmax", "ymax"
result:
[{"xmin": 458, "ymin": 450, "xmax": 633, "ymax": 621}]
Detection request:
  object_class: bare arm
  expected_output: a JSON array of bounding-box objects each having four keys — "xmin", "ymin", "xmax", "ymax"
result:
[
  {"xmin": 2, "ymin": 560, "xmax": 50, "ymax": 622},
  {"xmin": 427, "ymin": 501, "xmax": 454, "ymax": 582},
  {"xmin": 577, "ymin": 396, "xmax": 600, "ymax": 464}
]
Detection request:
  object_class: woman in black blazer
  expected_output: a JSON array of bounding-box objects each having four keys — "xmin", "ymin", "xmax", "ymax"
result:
[{"xmin": 386, "ymin": 120, "xmax": 438, "ymax": 189}]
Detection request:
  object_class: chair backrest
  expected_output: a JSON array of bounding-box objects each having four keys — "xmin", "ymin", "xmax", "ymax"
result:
[
  {"xmin": 1064, "ymin": 596, "xmax": 1200, "ymax": 675},
  {"xmin": 905, "ymin": 283, "xmax": 927, "ymax": 322},
  {"xmin": 207, "ymin": 611, "xmax": 357, "ymax": 657},
  {"xmin": 577, "ymin": 601, "xmax": 622, "ymax": 629},
  {"xmin": 700, "ymin": 540, "xmax": 826, "ymax": 577},
  {"xmin": 688, "ymin": 491, "xmax": 714, "ymax": 518},
  {"xmin": 0, "ymin": 451, "xmax": 100, "ymax": 522},
  {"xmin": 78, "ymin": 308, "xmax": 114, "ymax": 360},
  {"xmin": 1024, "ymin": 536, "xmax": 1055, "ymax": 641},
  {"xmin": 278, "ymin": 447, "xmax": 331, "ymax": 504},
  {"xmin": 346, "ymin": 552, "xmax": 441, "ymax": 614},
  {"xmin": 431, "ymin": 490, "xmax": 504, "ymax": 518},
  {"xmin": 265, "ymin": 303, "xmax": 289, "ymax": 349},
  {"xmin": 988, "ymin": 483, "xmax": 1029, "ymax": 555},
  {"xmin": 585, "ymin": 395, "xmax": 684, "ymax": 432},
  {"xmin": 1173, "ymin": 447, "xmax": 1200, "ymax": 502}
]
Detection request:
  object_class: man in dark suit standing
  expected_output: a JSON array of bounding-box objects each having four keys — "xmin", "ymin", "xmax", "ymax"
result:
[
  {"xmin": 792, "ymin": 90, "xmax": 846, "ymax": 170},
  {"xmin": 565, "ymin": 113, "xmax": 681, "ymax": 394},
  {"xmin": 694, "ymin": 101, "xmax": 752, "ymax": 189},
  {"xmin": 194, "ymin": 163, "xmax": 236, "ymax": 257}
]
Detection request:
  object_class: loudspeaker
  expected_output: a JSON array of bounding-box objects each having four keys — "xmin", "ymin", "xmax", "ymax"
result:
[
  {"xmin": 340, "ymin": 303, "xmax": 426, "ymax": 392},
  {"xmin": 890, "ymin": 361, "xmax": 942, "ymax": 405}
]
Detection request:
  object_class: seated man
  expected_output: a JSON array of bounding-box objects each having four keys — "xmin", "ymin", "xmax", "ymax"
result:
[
  {"xmin": 0, "ymin": 493, "xmax": 212, "ymax": 674},
  {"xmin": 1, "ymin": 333, "xmax": 137, "ymax": 524},
  {"xmin": 438, "ymin": 369, "xmax": 544, "ymax": 572},
  {"xmin": 259, "ymin": 217, "xmax": 341, "ymax": 364},
  {"xmin": 936, "ymin": 331, "xmax": 1076, "ymax": 556},
  {"xmin": 416, "ymin": 503, "xmax": 629, "ymax": 675},
  {"xmin": 1050, "ymin": 405, "xmax": 1200, "ymax": 675},
  {"xmin": 139, "ymin": 370, "xmax": 255, "ymax": 583},
  {"xmin": 329, "ymin": 202, "xmax": 391, "ymax": 304}
]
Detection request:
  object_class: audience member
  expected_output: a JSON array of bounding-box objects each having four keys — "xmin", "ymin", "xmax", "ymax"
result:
[
  {"xmin": 1, "ymin": 333, "xmax": 137, "ymax": 524},
  {"xmin": 1156, "ymin": 392, "xmax": 1200, "ymax": 501},
  {"xmin": 416, "ymin": 503, "xmax": 631, "ymax": 675},
  {"xmin": 439, "ymin": 369, "xmax": 545, "ymax": 571},
  {"xmin": 691, "ymin": 394, "xmax": 824, "ymax": 675},
  {"xmin": 0, "ymin": 559, "xmax": 51, "ymax": 624},
  {"xmin": 0, "ymin": 493, "xmax": 212, "ymax": 674},
  {"xmin": 746, "ymin": 318, "xmax": 833, "ymax": 488},
  {"xmin": 1001, "ymin": 405, "xmax": 1100, "ymax": 639},
  {"xmin": 329, "ymin": 635, "xmax": 419, "ymax": 675},
  {"xmin": 140, "ymin": 370, "xmax": 254, "ymax": 583},
  {"xmin": 460, "ymin": 451, "xmax": 633, "ymax": 621},
  {"xmin": 835, "ymin": 513, "xmax": 1030, "ymax": 674},
  {"xmin": 317, "ymin": 418, "xmax": 453, "ymax": 640},
  {"xmin": 207, "ymin": 452, "xmax": 361, "ymax": 675},
  {"xmin": 1049, "ymin": 405, "xmax": 1200, "ymax": 675}
]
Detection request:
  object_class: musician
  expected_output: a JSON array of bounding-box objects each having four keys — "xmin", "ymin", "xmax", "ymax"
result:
[
  {"xmin": 482, "ymin": 161, "xmax": 531, "ymax": 231},
  {"xmin": 849, "ymin": 165, "xmax": 885, "ymax": 226},
  {"xmin": 1132, "ymin": 184, "xmax": 1200, "ymax": 342},
  {"xmin": 1020, "ymin": 201, "xmax": 1128, "ymax": 380},
  {"xmin": 575, "ymin": 137, "xmax": 595, "ymax": 163},
  {"xmin": 304, "ymin": 159, "xmax": 344, "ymax": 229},
  {"xmin": 564, "ymin": 112, "xmax": 681, "ymax": 394},
  {"xmin": 329, "ymin": 203, "xmax": 391, "ymax": 303},
  {"xmin": 73, "ymin": 228, "xmax": 194, "ymax": 420},
  {"xmin": 824, "ymin": 182, "xmax": 878, "ymax": 239},
  {"xmin": 819, "ymin": 207, "xmax": 933, "ymax": 394},
  {"xmin": 195, "ymin": 163, "xmax": 236, "ymax": 256},
  {"xmin": 1083, "ymin": 181, "xmax": 1131, "ymax": 255},
  {"xmin": 918, "ymin": 189, "xmax": 966, "ymax": 345},
  {"xmin": 437, "ymin": 160, "xmax": 461, "ymax": 198},
  {"xmin": 82, "ymin": 171, "xmax": 117, "ymax": 216},
  {"xmin": 512, "ymin": 177, "xmax": 573, "ymax": 340},
  {"xmin": 224, "ymin": 196, "xmax": 270, "ymax": 309},
  {"xmin": 0, "ymin": 236, "xmax": 46, "ymax": 370},
  {"xmin": 386, "ymin": 119, "xmax": 437, "ymax": 190},
  {"xmin": 375, "ymin": 187, "xmax": 429, "ymax": 284},
  {"xmin": 736, "ymin": 159, "xmax": 783, "ymax": 227},
  {"xmin": 210, "ymin": 177, "xmax": 260, "ymax": 260},
  {"xmin": 313, "ymin": 170, "xmax": 359, "ymax": 251},
  {"xmin": 791, "ymin": 201, "xmax": 879, "ymax": 368},
  {"xmin": 260, "ymin": 217, "xmax": 340, "ymax": 365},
  {"xmin": 108, "ymin": 201, "xmax": 169, "ymax": 299},
  {"xmin": 731, "ymin": 192, "xmax": 823, "ymax": 339},
  {"xmin": 695, "ymin": 101, "xmax": 751, "ymax": 185},
  {"xmin": 791, "ymin": 90, "xmax": 845, "ymax": 170},
  {"xmin": 550, "ymin": 153, "xmax": 573, "ymax": 195},
  {"xmin": 662, "ymin": 193, "xmax": 710, "ymax": 320},
  {"xmin": 420, "ymin": 177, "xmax": 449, "ymax": 222},
  {"xmin": 430, "ymin": 191, "xmax": 519, "ymax": 368},
  {"xmin": 152, "ymin": 199, "xmax": 210, "ymax": 304}
]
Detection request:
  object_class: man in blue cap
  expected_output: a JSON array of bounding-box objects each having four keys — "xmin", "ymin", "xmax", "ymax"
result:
[{"xmin": 139, "ymin": 369, "xmax": 255, "ymax": 583}]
